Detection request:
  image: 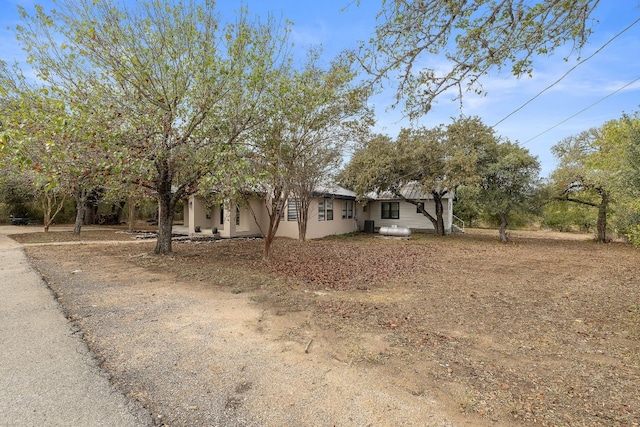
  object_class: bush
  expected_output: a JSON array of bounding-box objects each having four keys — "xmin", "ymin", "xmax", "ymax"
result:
[
  {"xmin": 541, "ymin": 201, "xmax": 596, "ymax": 233},
  {"xmin": 623, "ymin": 224, "xmax": 640, "ymax": 248}
]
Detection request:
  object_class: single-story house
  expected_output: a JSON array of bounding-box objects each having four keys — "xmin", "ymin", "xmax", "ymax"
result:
[
  {"xmin": 183, "ymin": 182, "xmax": 455, "ymax": 238},
  {"xmin": 362, "ymin": 185, "xmax": 455, "ymax": 234}
]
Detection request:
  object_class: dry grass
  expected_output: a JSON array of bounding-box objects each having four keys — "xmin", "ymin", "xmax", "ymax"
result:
[{"xmin": 20, "ymin": 228, "xmax": 640, "ymax": 426}]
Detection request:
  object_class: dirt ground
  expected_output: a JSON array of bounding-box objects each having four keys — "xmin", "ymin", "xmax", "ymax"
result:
[{"xmin": 12, "ymin": 226, "xmax": 640, "ymax": 426}]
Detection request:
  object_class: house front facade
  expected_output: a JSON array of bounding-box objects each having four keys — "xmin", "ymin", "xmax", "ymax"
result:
[
  {"xmin": 183, "ymin": 183, "xmax": 454, "ymax": 239},
  {"xmin": 358, "ymin": 196, "xmax": 454, "ymax": 233},
  {"xmin": 358, "ymin": 184, "xmax": 455, "ymax": 234},
  {"xmin": 183, "ymin": 184, "xmax": 360, "ymax": 239}
]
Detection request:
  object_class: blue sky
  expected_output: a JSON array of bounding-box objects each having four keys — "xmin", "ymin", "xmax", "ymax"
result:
[{"xmin": 2, "ymin": 0, "xmax": 639, "ymax": 177}]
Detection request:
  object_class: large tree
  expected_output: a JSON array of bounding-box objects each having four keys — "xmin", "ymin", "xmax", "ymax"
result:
[
  {"xmin": 551, "ymin": 128, "xmax": 613, "ymax": 242},
  {"xmin": 341, "ymin": 116, "xmax": 493, "ymax": 236},
  {"xmin": 476, "ymin": 141, "xmax": 540, "ymax": 242},
  {"xmin": 597, "ymin": 113, "xmax": 640, "ymax": 246},
  {"xmin": 0, "ymin": 62, "xmax": 107, "ymax": 233},
  {"xmin": 16, "ymin": 0, "xmax": 291, "ymax": 254},
  {"xmin": 549, "ymin": 114, "xmax": 640, "ymax": 245},
  {"xmin": 237, "ymin": 49, "xmax": 371, "ymax": 258},
  {"xmin": 357, "ymin": 0, "xmax": 599, "ymax": 117},
  {"xmin": 283, "ymin": 51, "xmax": 372, "ymax": 242}
]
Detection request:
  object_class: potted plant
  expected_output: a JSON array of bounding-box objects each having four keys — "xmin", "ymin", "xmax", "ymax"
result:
[{"xmin": 194, "ymin": 225, "xmax": 201, "ymax": 232}]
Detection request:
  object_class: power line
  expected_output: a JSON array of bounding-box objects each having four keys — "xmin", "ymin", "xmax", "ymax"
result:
[
  {"xmin": 522, "ymin": 75, "xmax": 640, "ymax": 144},
  {"xmin": 493, "ymin": 16, "xmax": 640, "ymax": 127}
]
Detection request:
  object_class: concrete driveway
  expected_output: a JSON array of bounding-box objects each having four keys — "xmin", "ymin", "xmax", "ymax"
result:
[{"xmin": 0, "ymin": 225, "xmax": 151, "ymax": 426}]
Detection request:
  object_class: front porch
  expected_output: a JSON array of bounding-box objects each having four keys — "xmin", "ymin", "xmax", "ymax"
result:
[{"xmin": 182, "ymin": 195, "xmax": 265, "ymax": 238}]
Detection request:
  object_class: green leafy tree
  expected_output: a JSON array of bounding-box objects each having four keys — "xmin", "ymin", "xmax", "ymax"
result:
[
  {"xmin": 550, "ymin": 128, "xmax": 613, "ymax": 242},
  {"xmin": 283, "ymin": 51, "xmax": 373, "ymax": 242},
  {"xmin": 341, "ymin": 116, "xmax": 493, "ymax": 236},
  {"xmin": 0, "ymin": 63, "xmax": 106, "ymax": 232},
  {"xmin": 597, "ymin": 113, "xmax": 640, "ymax": 246},
  {"xmin": 237, "ymin": 49, "xmax": 371, "ymax": 258},
  {"xmin": 541, "ymin": 199, "xmax": 597, "ymax": 233},
  {"xmin": 16, "ymin": 0, "xmax": 292, "ymax": 253},
  {"xmin": 477, "ymin": 141, "xmax": 540, "ymax": 242},
  {"xmin": 452, "ymin": 185, "xmax": 483, "ymax": 228},
  {"xmin": 356, "ymin": 0, "xmax": 599, "ymax": 117},
  {"xmin": 0, "ymin": 163, "xmax": 40, "ymax": 222}
]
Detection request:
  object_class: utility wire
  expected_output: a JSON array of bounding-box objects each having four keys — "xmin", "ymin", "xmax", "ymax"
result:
[
  {"xmin": 522, "ymin": 75, "xmax": 640, "ymax": 144},
  {"xmin": 493, "ymin": 16, "xmax": 640, "ymax": 127}
]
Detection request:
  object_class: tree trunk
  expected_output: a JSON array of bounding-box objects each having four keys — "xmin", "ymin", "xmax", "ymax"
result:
[
  {"xmin": 153, "ymin": 157, "xmax": 177, "ymax": 255},
  {"xmin": 261, "ymin": 198, "xmax": 284, "ymax": 260},
  {"xmin": 433, "ymin": 192, "xmax": 445, "ymax": 237},
  {"xmin": 154, "ymin": 192, "xmax": 175, "ymax": 255},
  {"xmin": 73, "ymin": 187, "xmax": 87, "ymax": 235},
  {"xmin": 247, "ymin": 190, "xmax": 287, "ymax": 260},
  {"xmin": 595, "ymin": 192, "xmax": 608, "ymax": 243},
  {"xmin": 557, "ymin": 190, "xmax": 609, "ymax": 243},
  {"xmin": 412, "ymin": 191, "xmax": 446, "ymax": 236},
  {"xmin": 41, "ymin": 187, "xmax": 66, "ymax": 233},
  {"xmin": 263, "ymin": 232, "xmax": 274, "ymax": 259},
  {"xmin": 42, "ymin": 193, "xmax": 51, "ymax": 233},
  {"xmin": 297, "ymin": 197, "xmax": 309, "ymax": 242},
  {"xmin": 115, "ymin": 200, "xmax": 126, "ymax": 223},
  {"xmin": 128, "ymin": 197, "xmax": 136, "ymax": 233},
  {"xmin": 499, "ymin": 213, "xmax": 509, "ymax": 243},
  {"xmin": 85, "ymin": 201, "xmax": 97, "ymax": 225}
]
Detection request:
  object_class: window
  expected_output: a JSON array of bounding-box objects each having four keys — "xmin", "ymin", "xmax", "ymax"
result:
[
  {"xmin": 342, "ymin": 200, "xmax": 354, "ymax": 219},
  {"xmin": 235, "ymin": 205, "xmax": 240, "ymax": 226},
  {"xmin": 319, "ymin": 199, "xmax": 333, "ymax": 221},
  {"xmin": 276, "ymin": 199, "xmax": 284, "ymax": 221},
  {"xmin": 219, "ymin": 205, "xmax": 224, "ymax": 225},
  {"xmin": 288, "ymin": 199, "xmax": 299, "ymax": 221},
  {"xmin": 381, "ymin": 202, "xmax": 399, "ymax": 219},
  {"xmin": 416, "ymin": 202, "xmax": 425, "ymax": 214}
]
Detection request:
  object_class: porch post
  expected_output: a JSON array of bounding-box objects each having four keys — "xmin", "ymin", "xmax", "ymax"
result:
[
  {"xmin": 183, "ymin": 199, "xmax": 190, "ymax": 228},
  {"xmin": 188, "ymin": 196, "xmax": 207, "ymax": 234},
  {"xmin": 219, "ymin": 199, "xmax": 237, "ymax": 238}
]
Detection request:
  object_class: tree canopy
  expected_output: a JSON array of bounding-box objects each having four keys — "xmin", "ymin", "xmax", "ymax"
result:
[
  {"xmin": 551, "ymin": 128, "xmax": 613, "ymax": 242},
  {"xmin": 597, "ymin": 114, "xmax": 640, "ymax": 245},
  {"xmin": 357, "ymin": 0, "xmax": 599, "ymax": 118},
  {"xmin": 239, "ymin": 49, "xmax": 372, "ymax": 258},
  {"xmin": 475, "ymin": 140, "xmax": 540, "ymax": 242},
  {"xmin": 14, "ymin": 0, "xmax": 293, "ymax": 253},
  {"xmin": 547, "ymin": 112, "xmax": 640, "ymax": 244},
  {"xmin": 0, "ymin": 61, "xmax": 111, "ymax": 232},
  {"xmin": 340, "ymin": 116, "xmax": 494, "ymax": 236}
]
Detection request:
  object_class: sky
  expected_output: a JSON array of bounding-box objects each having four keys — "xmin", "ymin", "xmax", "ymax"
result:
[{"xmin": 1, "ymin": 0, "xmax": 639, "ymax": 177}]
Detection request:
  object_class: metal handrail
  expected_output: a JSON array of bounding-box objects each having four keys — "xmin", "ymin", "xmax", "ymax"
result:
[{"xmin": 452, "ymin": 215, "xmax": 465, "ymax": 233}]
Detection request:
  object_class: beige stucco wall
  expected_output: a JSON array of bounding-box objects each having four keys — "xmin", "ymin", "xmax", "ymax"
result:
[
  {"xmin": 187, "ymin": 196, "xmax": 212, "ymax": 233},
  {"xmin": 216, "ymin": 197, "xmax": 266, "ymax": 238},
  {"xmin": 303, "ymin": 198, "xmax": 359, "ymax": 239},
  {"xmin": 237, "ymin": 197, "xmax": 266, "ymax": 236},
  {"xmin": 276, "ymin": 216, "xmax": 299, "ymax": 239},
  {"xmin": 187, "ymin": 195, "xmax": 374, "ymax": 239},
  {"xmin": 183, "ymin": 202, "xmax": 190, "ymax": 227},
  {"xmin": 356, "ymin": 202, "xmax": 371, "ymax": 231},
  {"xmin": 264, "ymin": 198, "xmax": 360, "ymax": 240}
]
